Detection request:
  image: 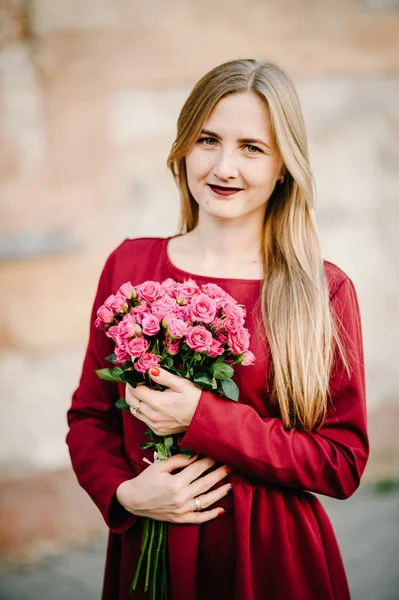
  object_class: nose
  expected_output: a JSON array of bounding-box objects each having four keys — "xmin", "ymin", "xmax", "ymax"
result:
[{"xmin": 212, "ymin": 148, "xmax": 239, "ymax": 182}]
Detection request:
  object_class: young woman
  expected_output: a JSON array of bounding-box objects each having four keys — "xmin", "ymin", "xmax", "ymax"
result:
[{"xmin": 66, "ymin": 59, "xmax": 369, "ymax": 600}]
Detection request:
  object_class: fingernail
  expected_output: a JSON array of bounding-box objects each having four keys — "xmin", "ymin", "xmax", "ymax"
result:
[
  {"xmin": 226, "ymin": 485, "xmax": 232, "ymax": 494},
  {"xmin": 218, "ymin": 508, "xmax": 225, "ymax": 516},
  {"xmin": 150, "ymin": 367, "xmax": 160, "ymax": 376},
  {"xmin": 225, "ymin": 466, "xmax": 232, "ymax": 474}
]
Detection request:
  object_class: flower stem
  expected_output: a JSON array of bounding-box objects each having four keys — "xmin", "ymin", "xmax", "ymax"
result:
[
  {"xmin": 161, "ymin": 522, "xmax": 169, "ymax": 599},
  {"xmin": 130, "ymin": 517, "xmax": 150, "ymax": 594},
  {"xmin": 145, "ymin": 519, "xmax": 156, "ymax": 592},
  {"xmin": 151, "ymin": 520, "xmax": 164, "ymax": 600}
]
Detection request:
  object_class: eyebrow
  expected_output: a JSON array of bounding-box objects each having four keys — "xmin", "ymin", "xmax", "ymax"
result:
[{"xmin": 200, "ymin": 129, "xmax": 272, "ymax": 150}]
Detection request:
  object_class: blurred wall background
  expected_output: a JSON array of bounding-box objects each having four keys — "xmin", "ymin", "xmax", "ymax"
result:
[{"xmin": 0, "ymin": 0, "xmax": 398, "ymax": 568}]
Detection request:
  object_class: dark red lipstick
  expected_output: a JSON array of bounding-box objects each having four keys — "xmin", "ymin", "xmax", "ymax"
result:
[{"xmin": 208, "ymin": 184, "xmax": 242, "ymax": 197}]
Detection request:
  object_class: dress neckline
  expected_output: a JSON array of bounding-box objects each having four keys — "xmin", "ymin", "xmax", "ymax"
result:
[{"xmin": 163, "ymin": 236, "xmax": 263, "ymax": 285}]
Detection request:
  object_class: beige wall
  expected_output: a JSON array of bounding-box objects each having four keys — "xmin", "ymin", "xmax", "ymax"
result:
[{"xmin": 0, "ymin": 0, "xmax": 398, "ymax": 563}]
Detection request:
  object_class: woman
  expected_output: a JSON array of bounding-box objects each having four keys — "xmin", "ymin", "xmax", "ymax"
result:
[{"xmin": 66, "ymin": 59, "xmax": 369, "ymax": 600}]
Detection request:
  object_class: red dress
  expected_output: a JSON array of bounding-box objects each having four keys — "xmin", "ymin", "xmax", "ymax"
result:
[{"xmin": 66, "ymin": 236, "xmax": 369, "ymax": 600}]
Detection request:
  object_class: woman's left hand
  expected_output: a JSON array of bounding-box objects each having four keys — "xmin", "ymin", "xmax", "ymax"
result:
[{"xmin": 125, "ymin": 367, "xmax": 202, "ymax": 436}]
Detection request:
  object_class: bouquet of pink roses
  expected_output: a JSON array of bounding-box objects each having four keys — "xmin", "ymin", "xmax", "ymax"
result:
[{"xmin": 95, "ymin": 278, "xmax": 255, "ymax": 599}]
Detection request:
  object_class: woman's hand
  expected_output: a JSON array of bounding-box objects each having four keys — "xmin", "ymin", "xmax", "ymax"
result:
[
  {"xmin": 116, "ymin": 453, "xmax": 232, "ymax": 524},
  {"xmin": 125, "ymin": 367, "xmax": 202, "ymax": 435}
]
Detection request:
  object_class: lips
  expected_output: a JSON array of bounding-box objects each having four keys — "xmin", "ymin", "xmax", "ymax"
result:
[{"xmin": 208, "ymin": 184, "xmax": 242, "ymax": 197}]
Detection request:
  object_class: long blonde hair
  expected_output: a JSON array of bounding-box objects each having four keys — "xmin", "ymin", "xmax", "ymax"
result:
[{"xmin": 167, "ymin": 59, "xmax": 349, "ymax": 431}]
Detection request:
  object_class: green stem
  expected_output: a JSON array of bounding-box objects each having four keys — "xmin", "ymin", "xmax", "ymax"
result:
[
  {"xmin": 145, "ymin": 519, "xmax": 156, "ymax": 592},
  {"xmin": 185, "ymin": 353, "xmax": 196, "ymax": 377},
  {"xmin": 162, "ymin": 522, "xmax": 169, "ymax": 599},
  {"xmin": 151, "ymin": 519, "xmax": 164, "ymax": 600},
  {"xmin": 130, "ymin": 518, "xmax": 150, "ymax": 593}
]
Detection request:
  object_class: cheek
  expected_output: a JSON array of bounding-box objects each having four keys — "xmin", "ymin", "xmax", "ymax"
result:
[
  {"xmin": 186, "ymin": 149, "xmax": 213, "ymax": 180},
  {"xmin": 248, "ymin": 162, "xmax": 279, "ymax": 188}
]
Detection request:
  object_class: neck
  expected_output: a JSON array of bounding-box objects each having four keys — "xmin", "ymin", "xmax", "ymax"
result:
[{"xmin": 187, "ymin": 213, "xmax": 264, "ymax": 268}]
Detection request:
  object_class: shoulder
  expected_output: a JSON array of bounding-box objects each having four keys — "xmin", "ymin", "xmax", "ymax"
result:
[
  {"xmin": 110, "ymin": 237, "xmax": 165, "ymax": 261},
  {"xmin": 323, "ymin": 259, "xmax": 355, "ymax": 299},
  {"xmin": 103, "ymin": 236, "xmax": 165, "ymax": 269},
  {"xmin": 99, "ymin": 236, "xmax": 167, "ymax": 287}
]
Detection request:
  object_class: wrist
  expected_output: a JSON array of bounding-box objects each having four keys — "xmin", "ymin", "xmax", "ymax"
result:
[{"xmin": 116, "ymin": 479, "xmax": 138, "ymax": 513}]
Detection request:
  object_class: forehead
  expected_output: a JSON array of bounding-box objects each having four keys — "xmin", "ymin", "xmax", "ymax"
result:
[{"xmin": 204, "ymin": 92, "xmax": 272, "ymax": 138}]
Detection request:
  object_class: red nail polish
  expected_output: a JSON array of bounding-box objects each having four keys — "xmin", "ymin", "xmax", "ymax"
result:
[
  {"xmin": 225, "ymin": 466, "xmax": 232, "ymax": 474},
  {"xmin": 150, "ymin": 367, "xmax": 160, "ymax": 376},
  {"xmin": 218, "ymin": 508, "xmax": 225, "ymax": 516}
]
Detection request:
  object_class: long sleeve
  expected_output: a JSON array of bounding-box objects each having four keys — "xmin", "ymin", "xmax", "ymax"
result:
[
  {"xmin": 179, "ymin": 277, "xmax": 369, "ymax": 500},
  {"xmin": 66, "ymin": 247, "xmax": 137, "ymax": 533}
]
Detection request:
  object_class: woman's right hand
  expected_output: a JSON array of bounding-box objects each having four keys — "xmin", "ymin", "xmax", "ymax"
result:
[{"xmin": 116, "ymin": 453, "xmax": 232, "ymax": 524}]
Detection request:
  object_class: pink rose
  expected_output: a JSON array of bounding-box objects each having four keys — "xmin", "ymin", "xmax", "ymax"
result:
[
  {"xmin": 134, "ymin": 352, "xmax": 161, "ymax": 373},
  {"xmin": 115, "ymin": 343, "xmax": 129, "ymax": 364},
  {"xmin": 216, "ymin": 333, "xmax": 228, "ymax": 344},
  {"xmin": 96, "ymin": 304, "xmax": 114, "ymax": 325},
  {"xmin": 104, "ymin": 294, "xmax": 116, "ymax": 308},
  {"xmin": 175, "ymin": 280, "xmax": 200, "ymax": 304},
  {"xmin": 105, "ymin": 325, "xmax": 119, "ymax": 341},
  {"xmin": 190, "ymin": 293, "xmax": 217, "ymax": 325},
  {"xmin": 163, "ymin": 313, "xmax": 188, "ymax": 339},
  {"xmin": 141, "ymin": 314, "xmax": 160, "ymax": 336},
  {"xmin": 241, "ymin": 350, "xmax": 255, "ymax": 366},
  {"xmin": 228, "ymin": 328, "xmax": 250, "ymax": 355},
  {"xmin": 223, "ymin": 299, "xmax": 246, "ymax": 319},
  {"xmin": 208, "ymin": 338, "xmax": 225, "ymax": 358},
  {"xmin": 186, "ymin": 325, "xmax": 213, "ymax": 353},
  {"xmin": 126, "ymin": 337, "xmax": 149, "ymax": 357},
  {"xmin": 162, "ymin": 278, "xmax": 178, "ymax": 294},
  {"xmin": 136, "ymin": 281, "xmax": 163, "ymax": 302},
  {"xmin": 212, "ymin": 317, "xmax": 225, "ymax": 333},
  {"xmin": 175, "ymin": 304, "xmax": 190, "ymax": 320},
  {"xmin": 201, "ymin": 283, "xmax": 226, "ymax": 301},
  {"xmin": 118, "ymin": 313, "xmax": 141, "ymax": 340},
  {"xmin": 118, "ymin": 281, "xmax": 136, "ymax": 301},
  {"xmin": 224, "ymin": 314, "xmax": 244, "ymax": 334},
  {"xmin": 132, "ymin": 303, "xmax": 148, "ymax": 325},
  {"xmin": 151, "ymin": 296, "xmax": 177, "ymax": 320},
  {"xmin": 167, "ymin": 340, "xmax": 180, "ymax": 355},
  {"xmin": 104, "ymin": 293, "xmax": 128, "ymax": 314}
]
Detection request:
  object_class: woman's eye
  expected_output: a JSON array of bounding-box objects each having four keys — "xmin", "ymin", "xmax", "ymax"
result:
[
  {"xmin": 198, "ymin": 137, "xmax": 217, "ymax": 146},
  {"xmin": 246, "ymin": 145, "xmax": 261, "ymax": 154}
]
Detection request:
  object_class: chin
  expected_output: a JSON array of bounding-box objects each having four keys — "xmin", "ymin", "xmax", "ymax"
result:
[{"xmin": 201, "ymin": 206, "xmax": 244, "ymax": 221}]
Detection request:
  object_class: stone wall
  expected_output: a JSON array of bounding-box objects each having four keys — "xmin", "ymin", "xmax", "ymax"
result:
[{"xmin": 0, "ymin": 0, "xmax": 398, "ymax": 565}]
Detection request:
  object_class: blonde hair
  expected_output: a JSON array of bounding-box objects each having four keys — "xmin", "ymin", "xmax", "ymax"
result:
[{"xmin": 167, "ymin": 59, "xmax": 349, "ymax": 431}]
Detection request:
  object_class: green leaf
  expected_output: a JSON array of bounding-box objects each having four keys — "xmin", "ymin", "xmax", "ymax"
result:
[
  {"xmin": 164, "ymin": 435, "xmax": 174, "ymax": 450},
  {"xmin": 115, "ymin": 398, "xmax": 131, "ymax": 411},
  {"xmin": 163, "ymin": 356, "xmax": 174, "ymax": 368},
  {"xmin": 211, "ymin": 377, "xmax": 218, "ymax": 390},
  {"xmin": 193, "ymin": 372, "xmax": 214, "ymax": 388},
  {"xmin": 219, "ymin": 378, "xmax": 240, "ymax": 401},
  {"xmin": 140, "ymin": 442, "xmax": 156, "ymax": 450},
  {"xmin": 144, "ymin": 429, "xmax": 159, "ymax": 442},
  {"xmin": 155, "ymin": 443, "xmax": 172, "ymax": 460},
  {"xmin": 119, "ymin": 370, "xmax": 142, "ymax": 386},
  {"xmin": 105, "ymin": 353, "xmax": 117, "ymax": 364},
  {"xmin": 210, "ymin": 362, "xmax": 235, "ymax": 380},
  {"xmin": 96, "ymin": 368, "xmax": 125, "ymax": 383},
  {"xmin": 179, "ymin": 447, "xmax": 196, "ymax": 459}
]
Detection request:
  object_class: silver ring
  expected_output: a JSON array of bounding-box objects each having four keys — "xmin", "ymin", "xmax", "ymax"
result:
[
  {"xmin": 194, "ymin": 497, "xmax": 201, "ymax": 511},
  {"xmin": 131, "ymin": 401, "xmax": 141, "ymax": 415}
]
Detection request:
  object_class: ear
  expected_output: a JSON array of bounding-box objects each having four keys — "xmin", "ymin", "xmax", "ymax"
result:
[{"xmin": 278, "ymin": 167, "xmax": 287, "ymax": 184}]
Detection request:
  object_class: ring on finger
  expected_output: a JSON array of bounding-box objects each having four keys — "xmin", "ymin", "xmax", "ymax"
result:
[
  {"xmin": 194, "ymin": 496, "xmax": 201, "ymax": 512},
  {"xmin": 131, "ymin": 400, "xmax": 142, "ymax": 415}
]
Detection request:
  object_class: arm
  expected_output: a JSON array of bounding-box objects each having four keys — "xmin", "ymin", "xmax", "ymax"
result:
[
  {"xmin": 179, "ymin": 277, "xmax": 369, "ymax": 499},
  {"xmin": 66, "ymin": 247, "xmax": 137, "ymax": 533}
]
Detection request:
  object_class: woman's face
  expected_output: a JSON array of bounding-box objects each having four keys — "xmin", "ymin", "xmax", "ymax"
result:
[{"xmin": 185, "ymin": 91, "xmax": 284, "ymax": 223}]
